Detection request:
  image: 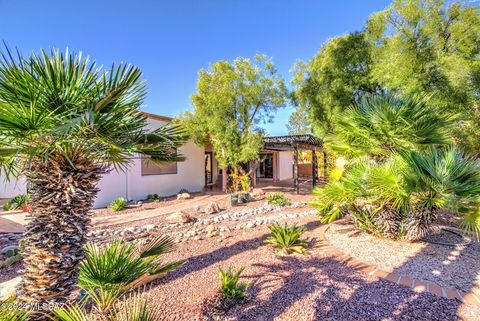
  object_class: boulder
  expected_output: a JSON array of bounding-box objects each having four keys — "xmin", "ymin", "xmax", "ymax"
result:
[
  {"xmin": 204, "ymin": 202, "xmax": 221, "ymax": 214},
  {"xmin": 250, "ymin": 188, "xmax": 265, "ymax": 200},
  {"xmin": 166, "ymin": 211, "xmax": 195, "ymax": 224},
  {"xmin": 177, "ymin": 193, "xmax": 192, "ymax": 200},
  {"xmin": 0, "ymin": 276, "xmax": 21, "ymax": 301}
]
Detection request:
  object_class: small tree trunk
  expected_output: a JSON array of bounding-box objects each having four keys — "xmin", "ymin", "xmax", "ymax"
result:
[{"xmin": 18, "ymin": 156, "xmax": 105, "ymax": 310}]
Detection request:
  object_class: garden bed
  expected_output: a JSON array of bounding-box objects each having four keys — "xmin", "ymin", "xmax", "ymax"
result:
[
  {"xmin": 135, "ymin": 215, "xmax": 478, "ymax": 320},
  {"xmin": 325, "ymin": 221, "xmax": 480, "ymax": 297}
]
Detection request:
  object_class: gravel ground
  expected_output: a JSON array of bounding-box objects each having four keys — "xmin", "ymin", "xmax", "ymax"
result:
[
  {"xmin": 142, "ymin": 216, "xmax": 479, "ymax": 321},
  {"xmin": 326, "ymin": 221, "xmax": 480, "ymax": 297}
]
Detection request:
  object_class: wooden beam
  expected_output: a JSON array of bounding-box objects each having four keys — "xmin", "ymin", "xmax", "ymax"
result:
[
  {"xmin": 293, "ymin": 146, "xmax": 299, "ymax": 194},
  {"xmin": 312, "ymin": 150, "xmax": 318, "ymax": 187}
]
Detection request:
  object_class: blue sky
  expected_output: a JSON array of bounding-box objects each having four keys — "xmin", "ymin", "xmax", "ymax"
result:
[{"xmin": 1, "ymin": 0, "xmax": 391, "ymax": 135}]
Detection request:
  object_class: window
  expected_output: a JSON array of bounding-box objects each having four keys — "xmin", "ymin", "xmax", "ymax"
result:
[{"xmin": 141, "ymin": 157, "xmax": 177, "ymax": 175}]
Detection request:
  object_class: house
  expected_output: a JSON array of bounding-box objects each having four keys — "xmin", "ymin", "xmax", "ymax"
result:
[{"xmin": 0, "ymin": 112, "xmax": 304, "ymax": 208}]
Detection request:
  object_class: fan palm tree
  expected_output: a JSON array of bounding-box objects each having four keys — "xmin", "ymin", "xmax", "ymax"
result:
[
  {"xmin": 313, "ymin": 93, "xmax": 480, "ymax": 240},
  {"xmin": 0, "ymin": 47, "xmax": 188, "ymax": 306}
]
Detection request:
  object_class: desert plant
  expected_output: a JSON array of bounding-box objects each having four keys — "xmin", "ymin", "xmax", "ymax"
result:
[
  {"xmin": 0, "ymin": 47, "xmax": 188, "ymax": 304},
  {"xmin": 313, "ymin": 93, "xmax": 480, "ymax": 240},
  {"xmin": 266, "ymin": 192, "xmax": 291, "ymax": 207},
  {"xmin": 78, "ymin": 236, "xmax": 182, "ymax": 312},
  {"xmin": 109, "ymin": 198, "xmax": 127, "ymax": 212},
  {"xmin": 52, "ymin": 291, "xmax": 161, "ymax": 321},
  {"xmin": 219, "ymin": 267, "xmax": 249, "ymax": 300},
  {"xmin": 265, "ymin": 222, "xmax": 308, "ymax": 254},
  {"xmin": 0, "ymin": 305, "xmax": 29, "ymax": 321},
  {"xmin": 2, "ymin": 202, "xmax": 12, "ymax": 211},
  {"xmin": 10, "ymin": 194, "xmax": 30, "ymax": 209},
  {"xmin": 146, "ymin": 194, "xmax": 161, "ymax": 201}
]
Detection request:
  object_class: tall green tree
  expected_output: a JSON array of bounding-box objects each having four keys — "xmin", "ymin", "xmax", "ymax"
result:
[
  {"xmin": 291, "ymin": 32, "xmax": 380, "ymax": 137},
  {"xmin": 366, "ymin": 0, "xmax": 480, "ymax": 154},
  {"xmin": 181, "ymin": 55, "xmax": 287, "ymax": 185},
  {"xmin": 0, "ymin": 48, "xmax": 187, "ymax": 308}
]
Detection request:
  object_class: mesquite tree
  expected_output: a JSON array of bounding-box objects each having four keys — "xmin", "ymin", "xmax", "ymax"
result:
[{"xmin": 0, "ymin": 48, "xmax": 187, "ymax": 308}]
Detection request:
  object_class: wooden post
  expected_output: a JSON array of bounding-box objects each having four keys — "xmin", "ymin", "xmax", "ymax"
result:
[
  {"xmin": 222, "ymin": 167, "xmax": 228, "ymax": 193},
  {"xmin": 323, "ymin": 151, "xmax": 328, "ymax": 181},
  {"xmin": 293, "ymin": 146, "xmax": 299, "ymax": 194},
  {"xmin": 312, "ymin": 150, "xmax": 318, "ymax": 187}
]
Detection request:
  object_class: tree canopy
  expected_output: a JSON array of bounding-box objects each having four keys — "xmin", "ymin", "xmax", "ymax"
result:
[
  {"xmin": 180, "ymin": 55, "xmax": 287, "ymax": 169},
  {"xmin": 292, "ymin": 0, "xmax": 480, "ymax": 154}
]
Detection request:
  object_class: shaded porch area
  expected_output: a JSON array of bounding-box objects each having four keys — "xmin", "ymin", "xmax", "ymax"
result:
[{"xmin": 259, "ymin": 134, "xmax": 326, "ymax": 194}]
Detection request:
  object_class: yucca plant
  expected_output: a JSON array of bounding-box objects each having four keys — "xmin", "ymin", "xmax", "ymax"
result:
[
  {"xmin": 219, "ymin": 267, "xmax": 249, "ymax": 300},
  {"xmin": 0, "ymin": 46, "xmax": 188, "ymax": 305},
  {"xmin": 266, "ymin": 192, "xmax": 290, "ymax": 207},
  {"xmin": 265, "ymin": 222, "xmax": 308, "ymax": 254},
  {"xmin": 108, "ymin": 198, "xmax": 127, "ymax": 212},
  {"xmin": 78, "ymin": 236, "xmax": 182, "ymax": 312}
]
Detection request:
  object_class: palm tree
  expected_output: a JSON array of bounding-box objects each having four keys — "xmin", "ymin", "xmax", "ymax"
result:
[
  {"xmin": 312, "ymin": 93, "xmax": 480, "ymax": 240},
  {"xmin": 0, "ymin": 47, "xmax": 187, "ymax": 306}
]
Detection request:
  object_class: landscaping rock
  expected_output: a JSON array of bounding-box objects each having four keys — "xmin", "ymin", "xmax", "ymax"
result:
[
  {"xmin": 143, "ymin": 224, "xmax": 156, "ymax": 232},
  {"xmin": 0, "ymin": 276, "xmax": 21, "ymax": 301},
  {"xmin": 250, "ymin": 188, "xmax": 265, "ymax": 200},
  {"xmin": 167, "ymin": 211, "xmax": 196, "ymax": 224},
  {"xmin": 177, "ymin": 193, "xmax": 191, "ymax": 200},
  {"xmin": 204, "ymin": 202, "xmax": 221, "ymax": 214}
]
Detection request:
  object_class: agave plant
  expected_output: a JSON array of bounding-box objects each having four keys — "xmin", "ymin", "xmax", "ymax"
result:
[
  {"xmin": 313, "ymin": 93, "xmax": 480, "ymax": 240},
  {"xmin": 0, "ymin": 47, "xmax": 188, "ymax": 305},
  {"xmin": 265, "ymin": 222, "xmax": 308, "ymax": 254}
]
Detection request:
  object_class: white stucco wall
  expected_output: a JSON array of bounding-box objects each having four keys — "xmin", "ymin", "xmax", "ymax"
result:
[
  {"xmin": 0, "ymin": 176, "xmax": 27, "ymax": 199},
  {"xmin": 278, "ymin": 151, "xmax": 293, "ymax": 180},
  {"xmin": 0, "ymin": 116, "xmax": 206, "ymax": 208}
]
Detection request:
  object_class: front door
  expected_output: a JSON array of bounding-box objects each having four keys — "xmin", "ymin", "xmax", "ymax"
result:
[{"xmin": 258, "ymin": 153, "xmax": 273, "ymax": 178}]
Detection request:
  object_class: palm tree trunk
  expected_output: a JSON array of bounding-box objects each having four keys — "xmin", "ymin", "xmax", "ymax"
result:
[{"xmin": 18, "ymin": 156, "xmax": 105, "ymax": 309}]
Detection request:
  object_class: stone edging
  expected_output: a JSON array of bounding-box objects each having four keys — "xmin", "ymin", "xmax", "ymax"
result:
[{"xmin": 317, "ymin": 223, "xmax": 480, "ymax": 307}]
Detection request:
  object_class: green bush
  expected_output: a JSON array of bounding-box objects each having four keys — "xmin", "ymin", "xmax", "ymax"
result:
[
  {"xmin": 265, "ymin": 222, "xmax": 308, "ymax": 254},
  {"xmin": 266, "ymin": 192, "xmax": 290, "ymax": 206},
  {"xmin": 78, "ymin": 236, "xmax": 183, "ymax": 312},
  {"xmin": 109, "ymin": 197, "xmax": 127, "ymax": 212},
  {"xmin": 53, "ymin": 292, "xmax": 161, "ymax": 321},
  {"xmin": 219, "ymin": 267, "xmax": 249, "ymax": 300},
  {"xmin": 5, "ymin": 194, "xmax": 30, "ymax": 210},
  {"xmin": 2, "ymin": 202, "xmax": 13, "ymax": 211},
  {"xmin": 147, "ymin": 193, "xmax": 161, "ymax": 201},
  {"xmin": 178, "ymin": 188, "xmax": 189, "ymax": 194},
  {"xmin": 0, "ymin": 297, "xmax": 29, "ymax": 321}
]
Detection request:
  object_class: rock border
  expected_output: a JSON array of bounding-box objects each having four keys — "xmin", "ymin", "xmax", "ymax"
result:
[{"xmin": 317, "ymin": 223, "xmax": 480, "ymax": 307}]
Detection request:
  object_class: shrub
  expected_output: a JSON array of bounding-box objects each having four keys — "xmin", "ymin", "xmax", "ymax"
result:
[
  {"xmin": 219, "ymin": 267, "xmax": 249, "ymax": 300},
  {"xmin": 0, "ymin": 298, "xmax": 29, "ymax": 321},
  {"xmin": 266, "ymin": 192, "xmax": 290, "ymax": 206},
  {"xmin": 178, "ymin": 188, "xmax": 189, "ymax": 194},
  {"xmin": 8, "ymin": 194, "xmax": 30, "ymax": 210},
  {"xmin": 109, "ymin": 197, "xmax": 127, "ymax": 212},
  {"xmin": 53, "ymin": 292, "xmax": 161, "ymax": 321},
  {"xmin": 147, "ymin": 193, "xmax": 161, "ymax": 201},
  {"xmin": 78, "ymin": 236, "xmax": 183, "ymax": 311},
  {"xmin": 265, "ymin": 222, "xmax": 308, "ymax": 254},
  {"xmin": 2, "ymin": 202, "xmax": 13, "ymax": 211}
]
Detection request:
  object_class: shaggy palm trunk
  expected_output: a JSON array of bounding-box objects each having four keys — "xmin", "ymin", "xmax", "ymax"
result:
[
  {"xmin": 375, "ymin": 205, "xmax": 402, "ymax": 239},
  {"xmin": 18, "ymin": 156, "xmax": 105, "ymax": 311},
  {"xmin": 404, "ymin": 206, "xmax": 438, "ymax": 241}
]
